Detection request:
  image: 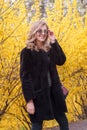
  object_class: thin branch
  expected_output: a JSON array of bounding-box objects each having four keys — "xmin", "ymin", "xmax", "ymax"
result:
[
  {"xmin": 0, "ymin": 15, "xmax": 27, "ymax": 44},
  {"xmin": 5, "ymin": 112, "xmax": 29, "ymax": 130},
  {"xmin": 0, "ymin": 0, "xmax": 21, "ymax": 16}
]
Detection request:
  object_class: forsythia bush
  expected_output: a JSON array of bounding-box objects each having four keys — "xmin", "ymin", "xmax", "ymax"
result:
[{"xmin": 0, "ymin": 0, "xmax": 87, "ymax": 129}]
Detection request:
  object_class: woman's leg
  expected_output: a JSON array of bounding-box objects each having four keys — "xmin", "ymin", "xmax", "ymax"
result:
[
  {"xmin": 55, "ymin": 112, "xmax": 69, "ymax": 130},
  {"xmin": 31, "ymin": 121, "xmax": 43, "ymax": 130}
]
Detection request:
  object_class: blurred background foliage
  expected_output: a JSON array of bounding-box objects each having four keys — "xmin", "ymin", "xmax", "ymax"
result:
[{"xmin": 0, "ymin": 0, "xmax": 87, "ymax": 129}]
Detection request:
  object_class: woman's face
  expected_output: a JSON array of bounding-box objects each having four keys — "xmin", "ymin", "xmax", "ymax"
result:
[{"xmin": 35, "ymin": 25, "xmax": 48, "ymax": 43}]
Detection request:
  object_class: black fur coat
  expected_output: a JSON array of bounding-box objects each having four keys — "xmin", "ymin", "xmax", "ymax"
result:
[{"xmin": 20, "ymin": 40, "xmax": 67, "ymax": 123}]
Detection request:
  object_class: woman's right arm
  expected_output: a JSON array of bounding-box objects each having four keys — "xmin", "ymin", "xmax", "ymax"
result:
[
  {"xmin": 20, "ymin": 48, "xmax": 35, "ymax": 114},
  {"xmin": 20, "ymin": 48, "xmax": 35, "ymax": 103}
]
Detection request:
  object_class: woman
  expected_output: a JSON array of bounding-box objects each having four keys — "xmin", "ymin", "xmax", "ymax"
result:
[{"xmin": 20, "ymin": 20, "xmax": 69, "ymax": 130}]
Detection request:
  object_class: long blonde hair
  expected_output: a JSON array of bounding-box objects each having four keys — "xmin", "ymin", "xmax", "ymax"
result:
[{"xmin": 26, "ymin": 20, "xmax": 51, "ymax": 52}]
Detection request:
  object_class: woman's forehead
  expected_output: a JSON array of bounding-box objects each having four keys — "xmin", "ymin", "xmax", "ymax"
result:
[{"xmin": 39, "ymin": 24, "xmax": 47, "ymax": 29}]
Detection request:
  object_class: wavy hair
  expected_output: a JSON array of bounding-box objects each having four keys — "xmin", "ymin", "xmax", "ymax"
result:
[{"xmin": 26, "ymin": 20, "xmax": 51, "ymax": 52}]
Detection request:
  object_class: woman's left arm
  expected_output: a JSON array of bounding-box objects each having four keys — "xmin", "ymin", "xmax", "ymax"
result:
[
  {"xmin": 48, "ymin": 30, "xmax": 66, "ymax": 65},
  {"xmin": 51, "ymin": 39, "xmax": 66, "ymax": 65}
]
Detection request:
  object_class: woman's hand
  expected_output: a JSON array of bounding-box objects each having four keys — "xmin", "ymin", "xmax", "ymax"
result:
[
  {"xmin": 48, "ymin": 30, "xmax": 56, "ymax": 43},
  {"xmin": 26, "ymin": 100, "xmax": 35, "ymax": 114}
]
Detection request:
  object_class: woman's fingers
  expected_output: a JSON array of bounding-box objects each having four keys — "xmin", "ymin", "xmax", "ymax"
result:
[
  {"xmin": 26, "ymin": 101, "xmax": 35, "ymax": 114},
  {"xmin": 48, "ymin": 30, "xmax": 55, "ymax": 42}
]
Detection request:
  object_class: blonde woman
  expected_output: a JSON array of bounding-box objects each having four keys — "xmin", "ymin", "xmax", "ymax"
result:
[{"xmin": 20, "ymin": 20, "xmax": 69, "ymax": 130}]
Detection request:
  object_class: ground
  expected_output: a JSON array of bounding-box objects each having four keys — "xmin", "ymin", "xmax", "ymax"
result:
[{"xmin": 44, "ymin": 120, "xmax": 87, "ymax": 130}]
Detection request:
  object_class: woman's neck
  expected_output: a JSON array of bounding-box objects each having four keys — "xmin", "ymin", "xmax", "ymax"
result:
[{"xmin": 36, "ymin": 41, "xmax": 44, "ymax": 50}]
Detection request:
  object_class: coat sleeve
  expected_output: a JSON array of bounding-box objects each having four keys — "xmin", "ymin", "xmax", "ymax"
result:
[
  {"xmin": 50, "ymin": 39, "xmax": 66, "ymax": 65},
  {"xmin": 20, "ymin": 48, "xmax": 35, "ymax": 103}
]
